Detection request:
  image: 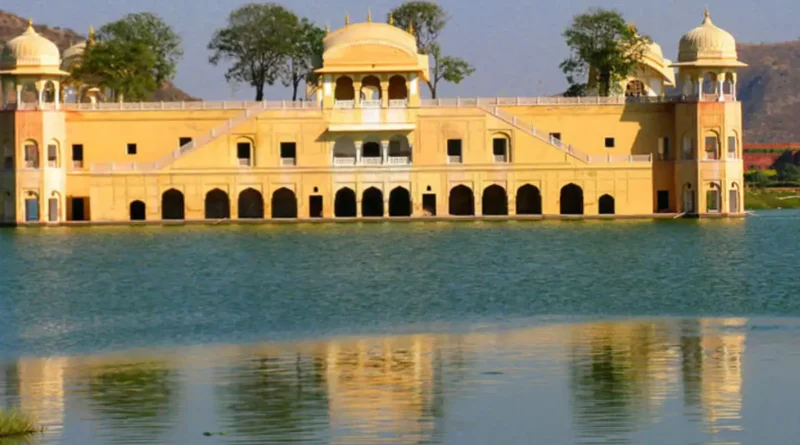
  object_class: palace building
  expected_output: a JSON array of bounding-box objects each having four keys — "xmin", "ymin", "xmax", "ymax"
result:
[{"xmin": 0, "ymin": 11, "xmax": 744, "ymax": 224}]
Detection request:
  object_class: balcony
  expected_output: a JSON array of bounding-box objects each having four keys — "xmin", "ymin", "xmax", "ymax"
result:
[
  {"xmin": 447, "ymin": 155, "xmax": 462, "ymax": 164},
  {"xmin": 388, "ymin": 156, "xmax": 411, "ymax": 165},
  {"xmin": 389, "ymin": 99, "xmax": 408, "ymax": 108},
  {"xmin": 47, "ymin": 160, "xmax": 58, "ymax": 168},
  {"xmin": 360, "ymin": 100, "xmax": 381, "ymax": 108},
  {"xmin": 335, "ymin": 100, "xmax": 355, "ymax": 109},
  {"xmin": 280, "ymin": 158, "xmax": 296, "ymax": 167},
  {"xmin": 334, "ymin": 157, "xmax": 356, "ymax": 166},
  {"xmin": 361, "ymin": 157, "xmax": 383, "ymax": 166},
  {"xmin": 24, "ymin": 160, "xmax": 39, "ymax": 169}
]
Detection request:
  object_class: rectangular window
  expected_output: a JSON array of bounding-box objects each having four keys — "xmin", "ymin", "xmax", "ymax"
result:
[
  {"xmin": 179, "ymin": 137, "xmax": 192, "ymax": 148},
  {"xmin": 446, "ymin": 139, "xmax": 462, "ymax": 156},
  {"xmin": 72, "ymin": 144, "xmax": 84, "ymax": 161},
  {"xmin": 657, "ymin": 190, "xmax": 669, "ymax": 211},
  {"xmin": 48, "ymin": 144, "xmax": 57, "ymax": 161},
  {"xmin": 237, "ymin": 142, "xmax": 251, "ymax": 159},
  {"xmin": 126, "ymin": 143, "xmax": 137, "ymax": 155},
  {"xmin": 727, "ymin": 136, "xmax": 737, "ymax": 159},
  {"xmin": 704, "ymin": 137, "xmax": 718, "ymax": 160},
  {"xmin": 605, "ymin": 137, "xmax": 615, "ymax": 148},
  {"xmin": 663, "ymin": 137, "xmax": 670, "ymax": 160},
  {"xmin": 280, "ymin": 142, "xmax": 296, "ymax": 159},
  {"xmin": 549, "ymin": 133, "xmax": 561, "ymax": 141},
  {"xmin": 493, "ymin": 139, "xmax": 507, "ymax": 156},
  {"xmin": 24, "ymin": 144, "xmax": 38, "ymax": 168}
]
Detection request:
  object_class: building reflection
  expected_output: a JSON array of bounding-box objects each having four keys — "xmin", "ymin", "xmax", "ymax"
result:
[{"xmin": 16, "ymin": 357, "xmax": 67, "ymax": 435}]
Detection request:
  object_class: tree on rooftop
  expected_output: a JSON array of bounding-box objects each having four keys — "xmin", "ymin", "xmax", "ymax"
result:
[
  {"xmin": 279, "ymin": 18, "xmax": 325, "ymax": 101},
  {"xmin": 208, "ymin": 3, "xmax": 300, "ymax": 101},
  {"xmin": 73, "ymin": 12, "xmax": 183, "ymax": 101},
  {"xmin": 390, "ymin": 1, "xmax": 475, "ymax": 99},
  {"xmin": 560, "ymin": 8, "xmax": 650, "ymax": 97}
]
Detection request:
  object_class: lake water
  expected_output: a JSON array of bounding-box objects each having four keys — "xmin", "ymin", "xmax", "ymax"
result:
[{"xmin": 1, "ymin": 212, "xmax": 800, "ymax": 444}]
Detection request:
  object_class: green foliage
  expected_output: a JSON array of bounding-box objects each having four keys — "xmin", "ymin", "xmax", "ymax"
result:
[
  {"xmin": 745, "ymin": 188, "xmax": 800, "ymax": 210},
  {"xmin": 390, "ymin": 1, "xmax": 474, "ymax": 98},
  {"xmin": 777, "ymin": 162, "xmax": 800, "ymax": 182},
  {"xmin": 560, "ymin": 8, "xmax": 650, "ymax": 96},
  {"xmin": 279, "ymin": 19, "xmax": 325, "ymax": 101},
  {"xmin": 74, "ymin": 13, "xmax": 183, "ymax": 102},
  {"xmin": 208, "ymin": 3, "xmax": 303, "ymax": 101},
  {"xmin": 0, "ymin": 409, "xmax": 41, "ymax": 438}
]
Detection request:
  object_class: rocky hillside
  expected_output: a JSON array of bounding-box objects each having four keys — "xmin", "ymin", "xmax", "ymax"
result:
[
  {"xmin": 737, "ymin": 41, "xmax": 800, "ymax": 144},
  {"xmin": 0, "ymin": 9, "xmax": 197, "ymax": 101}
]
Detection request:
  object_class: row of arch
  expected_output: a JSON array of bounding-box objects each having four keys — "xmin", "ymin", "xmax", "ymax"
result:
[
  {"xmin": 334, "ymin": 75, "xmax": 408, "ymax": 102},
  {"xmin": 144, "ymin": 184, "xmax": 611, "ymax": 221}
]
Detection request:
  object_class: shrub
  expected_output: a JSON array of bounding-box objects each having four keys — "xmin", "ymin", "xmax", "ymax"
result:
[{"xmin": 0, "ymin": 409, "xmax": 42, "ymax": 438}]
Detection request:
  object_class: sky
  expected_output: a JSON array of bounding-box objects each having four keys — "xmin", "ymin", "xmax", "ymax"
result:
[{"xmin": 1, "ymin": 0, "xmax": 797, "ymax": 100}]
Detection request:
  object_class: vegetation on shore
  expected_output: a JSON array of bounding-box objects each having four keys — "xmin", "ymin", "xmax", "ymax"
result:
[
  {"xmin": 745, "ymin": 188, "xmax": 800, "ymax": 210},
  {"xmin": 0, "ymin": 409, "xmax": 43, "ymax": 439}
]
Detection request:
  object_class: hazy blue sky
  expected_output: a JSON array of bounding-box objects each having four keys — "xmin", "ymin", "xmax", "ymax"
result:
[{"xmin": 2, "ymin": 0, "xmax": 797, "ymax": 100}]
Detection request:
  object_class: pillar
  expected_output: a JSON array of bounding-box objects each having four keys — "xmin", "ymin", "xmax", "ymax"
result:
[
  {"xmin": 717, "ymin": 76, "xmax": 724, "ymax": 102},
  {"xmin": 696, "ymin": 76, "xmax": 704, "ymax": 100},
  {"xmin": 381, "ymin": 141, "xmax": 389, "ymax": 164},
  {"xmin": 383, "ymin": 200, "xmax": 389, "ymax": 216},
  {"xmin": 474, "ymin": 189, "xmax": 482, "ymax": 217},
  {"xmin": 508, "ymin": 193, "xmax": 516, "ymax": 216},
  {"xmin": 355, "ymin": 141, "xmax": 362, "ymax": 165},
  {"xmin": 54, "ymin": 82, "xmax": 60, "ymax": 109},
  {"xmin": 353, "ymin": 80, "xmax": 362, "ymax": 107},
  {"xmin": 731, "ymin": 73, "xmax": 738, "ymax": 101},
  {"xmin": 380, "ymin": 80, "xmax": 389, "ymax": 108},
  {"xmin": 15, "ymin": 84, "xmax": 22, "ymax": 106}
]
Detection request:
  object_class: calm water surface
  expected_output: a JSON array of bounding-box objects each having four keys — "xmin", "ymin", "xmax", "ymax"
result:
[{"xmin": 1, "ymin": 212, "xmax": 799, "ymax": 444}]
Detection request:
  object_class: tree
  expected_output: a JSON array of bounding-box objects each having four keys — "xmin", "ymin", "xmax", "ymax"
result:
[
  {"xmin": 560, "ymin": 8, "xmax": 650, "ymax": 97},
  {"xmin": 208, "ymin": 3, "xmax": 300, "ymax": 101},
  {"xmin": 390, "ymin": 1, "xmax": 474, "ymax": 98},
  {"xmin": 73, "ymin": 13, "xmax": 183, "ymax": 101},
  {"xmin": 280, "ymin": 19, "xmax": 325, "ymax": 101}
]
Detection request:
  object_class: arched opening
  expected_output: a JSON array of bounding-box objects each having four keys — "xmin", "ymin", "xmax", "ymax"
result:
[
  {"xmin": 335, "ymin": 76, "xmax": 355, "ymax": 101},
  {"xmin": 729, "ymin": 183, "xmax": 740, "ymax": 213},
  {"xmin": 388, "ymin": 75, "xmax": 408, "ymax": 101},
  {"xmin": 162, "ymin": 189, "xmax": 185, "ymax": 220},
  {"xmin": 362, "ymin": 141, "xmax": 381, "ymax": 159},
  {"xmin": 516, "ymin": 185, "xmax": 542, "ymax": 215},
  {"xmin": 683, "ymin": 183, "xmax": 695, "ymax": 214},
  {"xmin": 20, "ymin": 82, "xmax": 37, "ymax": 105},
  {"xmin": 271, "ymin": 188, "xmax": 297, "ymax": 219},
  {"xmin": 706, "ymin": 183, "xmax": 721, "ymax": 213},
  {"xmin": 130, "ymin": 200, "xmax": 146, "ymax": 221},
  {"xmin": 388, "ymin": 135, "xmax": 411, "ymax": 161},
  {"xmin": 492, "ymin": 134, "xmax": 510, "ymax": 163},
  {"xmin": 704, "ymin": 132, "xmax": 720, "ymax": 160},
  {"xmin": 702, "ymin": 72, "xmax": 718, "ymax": 97},
  {"xmin": 24, "ymin": 192, "xmax": 39, "ymax": 222},
  {"xmin": 236, "ymin": 138, "xmax": 253, "ymax": 166},
  {"xmin": 682, "ymin": 134, "xmax": 693, "ymax": 160},
  {"xmin": 23, "ymin": 140, "xmax": 39, "ymax": 169},
  {"xmin": 335, "ymin": 188, "xmax": 357, "ymax": 217},
  {"xmin": 727, "ymin": 132, "xmax": 739, "ymax": 159},
  {"xmin": 482, "ymin": 184, "xmax": 508, "ymax": 216},
  {"xmin": 238, "ymin": 188, "xmax": 264, "ymax": 219},
  {"xmin": 333, "ymin": 136, "xmax": 357, "ymax": 164},
  {"xmin": 43, "ymin": 81, "xmax": 57, "ymax": 103},
  {"xmin": 361, "ymin": 187, "xmax": 384, "ymax": 217},
  {"xmin": 205, "ymin": 189, "xmax": 230, "ymax": 219},
  {"xmin": 598, "ymin": 194, "xmax": 615, "ymax": 215},
  {"xmin": 360, "ymin": 75, "xmax": 381, "ymax": 103},
  {"xmin": 389, "ymin": 187, "xmax": 411, "ymax": 217},
  {"xmin": 449, "ymin": 185, "xmax": 474, "ymax": 216},
  {"xmin": 46, "ymin": 140, "xmax": 59, "ymax": 168},
  {"xmin": 625, "ymin": 80, "xmax": 646, "ymax": 97},
  {"xmin": 560, "ymin": 184, "xmax": 584, "ymax": 215}
]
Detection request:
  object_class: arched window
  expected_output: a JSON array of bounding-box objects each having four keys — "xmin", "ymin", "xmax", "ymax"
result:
[
  {"xmin": 389, "ymin": 187, "xmax": 411, "ymax": 217},
  {"xmin": 205, "ymin": 189, "xmax": 230, "ymax": 219},
  {"xmin": 23, "ymin": 140, "xmax": 39, "ymax": 169},
  {"xmin": 388, "ymin": 75, "xmax": 408, "ymax": 101},
  {"xmin": 516, "ymin": 185, "xmax": 542, "ymax": 215},
  {"xmin": 482, "ymin": 184, "xmax": 508, "ymax": 216},
  {"xmin": 706, "ymin": 183, "xmax": 721, "ymax": 213},
  {"xmin": 130, "ymin": 200, "xmax": 146, "ymax": 221},
  {"xmin": 560, "ymin": 184, "xmax": 584, "ymax": 215},
  {"xmin": 360, "ymin": 75, "xmax": 381, "ymax": 103},
  {"xmin": 43, "ymin": 81, "xmax": 57, "ymax": 103},
  {"xmin": 335, "ymin": 76, "xmax": 355, "ymax": 101},
  {"xmin": 362, "ymin": 140, "xmax": 381, "ymax": 159},
  {"xmin": 449, "ymin": 185, "xmax": 474, "ymax": 216},
  {"xmin": 729, "ymin": 183, "xmax": 740, "ymax": 213},
  {"xmin": 682, "ymin": 134, "xmax": 693, "ymax": 160},
  {"xmin": 162, "ymin": 189, "xmax": 185, "ymax": 220},
  {"xmin": 24, "ymin": 191, "xmax": 39, "ymax": 222},
  {"xmin": 625, "ymin": 80, "xmax": 646, "ymax": 97},
  {"xmin": 361, "ymin": 187, "xmax": 384, "ymax": 217},
  {"xmin": 492, "ymin": 134, "xmax": 510, "ymax": 163},
  {"xmin": 335, "ymin": 188, "xmax": 356, "ymax": 217},
  {"xmin": 236, "ymin": 138, "xmax": 253, "ymax": 167},
  {"xmin": 388, "ymin": 135, "xmax": 410, "ymax": 160},
  {"xmin": 702, "ymin": 72, "xmax": 718, "ymax": 97},
  {"xmin": 271, "ymin": 188, "xmax": 297, "ymax": 219},
  {"xmin": 704, "ymin": 132, "xmax": 720, "ymax": 160},
  {"xmin": 47, "ymin": 140, "xmax": 59, "ymax": 168},
  {"xmin": 683, "ymin": 183, "xmax": 695, "ymax": 214},
  {"xmin": 727, "ymin": 132, "xmax": 739, "ymax": 159},
  {"xmin": 598, "ymin": 194, "xmax": 615, "ymax": 215},
  {"xmin": 333, "ymin": 136, "xmax": 357, "ymax": 165},
  {"xmin": 238, "ymin": 188, "xmax": 264, "ymax": 219}
]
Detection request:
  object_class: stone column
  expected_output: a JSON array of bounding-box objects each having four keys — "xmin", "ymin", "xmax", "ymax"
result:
[
  {"xmin": 696, "ymin": 77, "xmax": 704, "ymax": 100},
  {"xmin": 717, "ymin": 77, "xmax": 724, "ymax": 102},
  {"xmin": 508, "ymin": 193, "xmax": 516, "ymax": 216},
  {"xmin": 54, "ymin": 82, "xmax": 60, "ymax": 110},
  {"xmin": 15, "ymin": 84, "xmax": 22, "ymax": 106},
  {"xmin": 381, "ymin": 141, "xmax": 389, "ymax": 165},
  {"xmin": 731, "ymin": 73, "xmax": 738, "ymax": 101},
  {"xmin": 474, "ymin": 189, "xmax": 482, "ymax": 217},
  {"xmin": 355, "ymin": 141, "xmax": 362, "ymax": 165},
  {"xmin": 380, "ymin": 81, "xmax": 389, "ymax": 108},
  {"xmin": 353, "ymin": 80, "xmax": 362, "ymax": 107},
  {"xmin": 383, "ymin": 200, "xmax": 389, "ymax": 216}
]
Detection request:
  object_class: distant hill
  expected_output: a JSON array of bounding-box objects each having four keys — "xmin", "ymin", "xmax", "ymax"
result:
[
  {"xmin": 737, "ymin": 41, "xmax": 800, "ymax": 144},
  {"xmin": 0, "ymin": 9, "xmax": 197, "ymax": 102}
]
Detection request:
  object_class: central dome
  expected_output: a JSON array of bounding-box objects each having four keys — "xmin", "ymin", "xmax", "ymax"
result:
[
  {"xmin": 677, "ymin": 10, "xmax": 738, "ymax": 63},
  {"xmin": 1, "ymin": 20, "xmax": 61, "ymax": 69}
]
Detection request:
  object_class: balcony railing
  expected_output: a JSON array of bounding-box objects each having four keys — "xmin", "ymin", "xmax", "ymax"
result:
[
  {"xmin": 361, "ymin": 157, "xmax": 383, "ymax": 165},
  {"xmin": 24, "ymin": 160, "xmax": 38, "ymax": 169},
  {"xmin": 333, "ymin": 157, "xmax": 356, "ymax": 166},
  {"xmin": 389, "ymin": 99, "xmax": 408, "ymax": 108},
  {"xmin": 447, "ymin": 155, "xmax": 462, "ymax": 164},
  {"xmin": 238, "ymin": 158, "xmax": 252, "ymax": 167},
  {"xmin": 47, "ymin": 160, "xmax": 58, "ymax": 168},
  {"xmin": 334, "ymin": 100, "xmax": 355, "ymax": 109},
  {"xmin": 388, "ymin": 156, "xmax": 411, "ymax": 165},
  {"xmin": 493, "ymin": 154, "xmax": 508, "ymax": 163},
  {"xmin": 72, "ymin": 160, "xmax": 84, "ymax": 169},
  {"xmin": 361, "ymin": 100, "xmax": 381, "ymax": 108},
  {"xmin": 280, "ymin": 158, "xmax": 296, "ymax": 166}
]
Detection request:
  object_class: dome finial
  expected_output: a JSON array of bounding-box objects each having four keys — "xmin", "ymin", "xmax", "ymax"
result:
[
  {"xmin": 409, "ymin": 21, "xmax": 414, "ymax": 34},
  {"xmin": 367, "ymin": 8, "xmax": 372, "ymax": 23},
  {"xmin": 388, "ymin": 13, "xmax": 394, "ymax": 25},
  {"xmin": 325, "ymin": 22, "xmax": 330, "ymax": 34},
  {"xmin": 27, "ymin": 18, "xmax": 33, "ymax": 30},
  {"xmin": 89, "ymin": 25, "xmax": 95, "ymax": 44},
  {"xmin": 703, "ymin": 8, "xmax": 712, "ymax": 24},
  {"xmin": 345, "ymin": 13, "xmax": 350, "ymax": 26}
]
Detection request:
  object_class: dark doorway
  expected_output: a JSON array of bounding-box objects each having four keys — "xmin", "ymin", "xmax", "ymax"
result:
[
  {"xmin": 389, "ymin": 187, "xmax": 411, "ymax": 217},
  {"xmin": 48, "ymin": 198, "xmax": 58, "ymax": 222},
  {"xmin": 162, "ymin": 189, "xmax": 185, "ymax": 220},
  {"xmin": 362, "ymin": 187, "xmax": 384, "ymax": 217},
  {"xmin": 482, "ymin": 185, "xmax": 508, "ymax": 216},
  {"xmin": 238, "ymin": 188, "xmax": 264, "ymax": 219},
  {"xmin": 560, "ymin": 184, "xmax": 584, "ymax": 215},
  {"xmin": 271, "ymin": 188, "xmax": 297, "ymax": 218},
  {"xmin": 449, "ymin": 185, "xmax": 474, "ymax": 216},
  {"xmin": 422, "ymin": 194, "xmax": 436, "ymax": 216},
  {"xmin": 130, "ymin": 200, "xmax": 146, "ymax": 221},
  {"xmin": 205, "ymin": 189, "xmax": 230, "ymax": 219},
  {"xmin": 657, "ymin": 190, "xmax": 669, "ymax": 212},
  {"xmin": 335, "ymin": 188, "xmax": 357, "ymax": 217},
  {"xmin": 309, "ymin": 195, "xmax": 323, "ymax": 218},
  {"xmin": 516, "ymin": 185, "xmax": 542, "ymax": 215},
  {"xmin": 599, "ymin": 194, "xmax": 615, "ymax": 215},
  {"xmin": 25, "ymin": 198, "xmax": 39, "ymax": 222},
  {"xmin": 362, "ymin": 142, "xmax": 381, "ymax": 159},
  {"xmin": 71, "ymin": 197, "xmax": 86, "ymax": 221}
]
